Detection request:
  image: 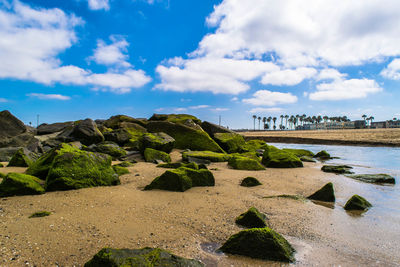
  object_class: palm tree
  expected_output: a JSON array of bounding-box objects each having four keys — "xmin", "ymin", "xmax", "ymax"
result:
[
  {"xmin": 369, "ymin": 116, "xmax": 374, "ymax": 125},
  {"xmin": 284, "ymin": 115, "xmax": 289, "ymax": 129},
  {"xmin": 252, "ymin": 115, "xmax": 257, "ymax": 130},
  {"xmin": 262, "ymin": 117, "xmax": 267, "ymax": 130},
  {"xmin": 323, "ymin": 116, "xmax": 328, "ymax": 123},
  {"xmin": 258, "ymin": 116, "xmax": 261, "ymax": 130},
  {"xmin": 280, "ymin": 115, "xmax": 284, "ymax": 128},
  {"xmin": 272, "ymin": 117, "xmax": 277, "ymax": 130},
  {"xmin": 362, "ymin": 114, "xmax": 367, "ymax": 123},
  {"xmin": 267, "ymin": 117, "xmax": 272, "ymax": 130}
]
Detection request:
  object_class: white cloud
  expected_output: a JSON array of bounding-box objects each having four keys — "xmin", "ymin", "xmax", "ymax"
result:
[
  {"xmin": 27, "ymin": 93, "xmax": 71, "ymax": 100},
  {"xmin": 0, "ymin": 1, "xmax": 150, "ymax": 94},
  {"xmin": 309, "ymin": 78, "xmax": 382, "ymax": 101},
  {"xmin": 90, "ymin": 36, "xmax": 131, "ymax": 67},
  {"xmin": 174, "ymin": 107, "xmax": 187, "ymax": 112},
  {"xmin": 249, "ymin": 107, "xmax": 284, "ymax": 113},
  {"xmin": 88, "ymin": 0, "xmax": 109, "ymax": 11},
  {"xmin": 380, "ymin": 58, "xmax": 400, "ymax": 80},
  {"xmin": 212, "ymin": 107, "xmax": 230, "ymax": 112},
  {"xmin": 316, "ymin": 68, "xmax": 347, "ymax": 81},
  {"xmin": 231, "ymin": 97, "xmax": 238, "ymax": 102},
  {"xmin": 261, "ymin": 67, "xmax": 317, "ymax": 86},
  {"xmin": 243, "ymin": 90, "xmax": 298, "ymax": 106},
  {"xmin": 189, "ymin": 105, "xmax": 210, "ymax": 109}
]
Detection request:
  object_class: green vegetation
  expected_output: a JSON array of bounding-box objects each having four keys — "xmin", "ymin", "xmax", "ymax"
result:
[
  {"xmin": 91, "ymin": 142, "xmax": 127, "ymax": 159},
  {"xmin": 282, "ymin": 148, "xmax": 314, "ymax": 157},
  {"xmin": 228, "ymin": 156, "xmax": 265, "ymax": 170},
  {"xmin": 142, "ymin": 132, "xmax": 175, "ymax": 153},
  {"xmin": 321, "ymin": 165, "xmax": 353, "ymax": 174},
  {"xmin": 115, "ymin": 161, "xmax": 134, "ymax": 167},
  {"xmin": 240, "ymin": 140, "xmax": 269, "ymax": 152},
  {"xmin": 157, "ymin": 162, "xmax": 199, "ymax": 170},
  {"xmin": 314, "ymin": 150, "xmax": 331, "ymax": 159},
  {"xmin": 149, "ymin": 113, "xmax": 202, "ymax": 125},
  {"xmin": 29, "ymin": 211, "xmax": 51, "ymax": 218},
  {"xmin": 7, "ymin": 148, "xmax": 33, "ymax": 167},
  {"xmin": 182, "ymin": 151, "xmax": 230, "ymax": 162},
  {"xmin": 240, "ymin": 177, "xmax": 262, "ymax": 187},
  {"xmin": 344, "ymin": 195, "xmax": 372, "ymax": 211},
  {"xmin": 262, "ymin": 146, "xmax": 303, "ymax": 168},
  {"xmin": 144, "ymin": 148, "xmax": 171, "ymax": 163},
  {"xmin": 213, "ymin": 132, "xmax": 246, "ymax": 153},
  {"xmin": 0, "ymin": 163, "xmax": 3, "ymax": 168},
  {"xmin": 307, "ymin": 182, "xmax": 335, "ymax": 202},
  {"xmin": 112, "ymin": 165, "xmax": 130, "ymax": 176},
  {"xmin": 235, "ymin": 207, "xmax": 267, "ymax": 228},
  {"xmin": 0, "ymin": 172, "xmax": 44, "ymax": 197}
]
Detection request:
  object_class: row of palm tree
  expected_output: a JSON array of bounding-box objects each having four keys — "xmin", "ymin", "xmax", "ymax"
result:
[{"xmin": 361, "ymin": 114, "xmax": 375, "ymax": 126}]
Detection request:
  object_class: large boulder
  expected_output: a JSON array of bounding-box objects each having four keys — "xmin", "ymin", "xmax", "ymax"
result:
[
  {"xmin": 57, "ymin": 119, "xmax": 104, "ymax": 146},
  {"xmin": 182, "ymin": 151, "xmax": 230, "ymax": 162},
  {"xmin": 142, "ymin": 132, "xmax": 175, "ymax": 153},
  {"xmin": 103, "ymin": 115, "xmax": 147, "ymax": 129},
  {"xmin": 201, "ymin": 121, "xmax": 235, "ymax": 137},
  {"xmin": 149, "ymin": 113, "xmax": 202, "ymax": 125},
  {"xmin": 0, "ymin": 173, "xmax": 44, "ymax": 197},
  {"xmin": 307, "ymin": 182, "xmax": 335, "ymax": 202},
  {"xmin": 0, "ymin": 147, "xmax": 23, "ymax": 162},
  {"xmin": 240, "ymin": 177, "xmax": 262, "ymax": 187},
  {"xmin": 344, "ymin": 195, "xmax": 372, "ymax": 211},
  {"xmin": 0, "ymin": 110, "xmax": 27, "ymax": 139},
  {"xmin": 282, "ymin": 148, "xmax": 314, "ymax": 158},
  {"xmin": 228, "ymin": 156, "xmax": 265, "ymax": 170},
  {"xmin": 144, "ymin": 148, "xmax": 171, "ymax": 163},
  {"xmin": 345, "ymin": 174, "xmax": 395, "ymax": 184},
  {"xmin": 219, "ymin": 228, "xmax": 295, "ymax": 262},
  {"xmin": 146, "ymin": 121, "xmax": 224, "ymax": 152},
  {"xmin": 26, "ymin": 143, "xmax": 120, "ymax": 191},
  {"xmin": 84, "ymin": 247, "xmax": 204, "ymax": 267},
  {"xmin": 180, "ymin": 167, "xmax": 215, "ymax": 187},
  {"xmin": 240, "ymin": 140, "xmax": 269, "ymax": 153},
  {"xmin": 37, "ymin": 122, "xmax": 73, "ymax": 135},
  {"xmin": 104, "ymin": 122, "xmax": 147, "ymax": 151},
  {"xmin": 86, "ymin": 142, "xmax": 127, "ymax": 159},
  {"xmin": 321, "ymin": 165, "xmax": 353, "ymax": 174},
  {"xmin": 262, "ymin": 146, "xmax": 303, "ymax": 168},
  {"xmin": 213, "ymin": 132, "xmax": 246, "ymax": 153},
  {"xmin": 235, "ymin": 207, "xmax": 267, "ymax": 228},
  {"xmin": 0, "ymin": 132, "xmax": 38, "ymax": 150},
  {"xmin": 7, "ymin": 148, "xmax": 34, "ymax": 167}
]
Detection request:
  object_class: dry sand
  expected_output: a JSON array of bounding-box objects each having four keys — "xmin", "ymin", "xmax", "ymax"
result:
[
  {"xmin": 0, "ymin": 151, "xmax": 399, "ymax": 266},
  {"xmin": 241, "ymin": 128, "xmax": 400, "ymax": 146}
]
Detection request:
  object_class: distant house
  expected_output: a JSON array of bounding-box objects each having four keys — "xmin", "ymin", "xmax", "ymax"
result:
[{"xmin": 354, "ymin": 120, "xmax": 366, "ymax": 129}]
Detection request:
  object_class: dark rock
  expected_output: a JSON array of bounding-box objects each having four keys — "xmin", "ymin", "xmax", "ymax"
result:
[
  {"xmin": 29, "ymin": 211, "xmax": 51, "ymax": 218},
  {"xmin": 240, "ymin": 177, "xmax": 262, "ymax": 187},
  {"xmin": 0, "ymin": 110, "xmax": 26, "ymax": 139},
  {"xmin": 114, "ymin": 161, "xmax": 134, "ymax": 167},
  {"xmin": 300, "ymin": 156, "xmax": 316, "ymax": 162},
  {"xmin": 0, "ymin": 132, "xmax": 37, "ymax": 149},
  {"xmin": 37, "ymin": 122, "xmax": 73, "ymax": 135},
  {"xmin": 149, "ymin": 113, "xmax": 202, "ymax": 125},
  {"xmin": 219, "ymin": 228, "xmax": 295, "ymax": 262},
  {"xmin": 0, "ymin": 173, "xmax": 44, "ymax": 197},
  {"xmin": 180, "ymin": 167, "xmax": 215, "ymax": 187},
  {"xmin": 345, "ymin": 174, "xmax": 395, "ymax": 184},
  {"xmin": 157, "ymin": 162, "xmax": 199, "ymax": 169},
  {"xmin": 235, "ymin": 207, "xmax": 267, "ymax": 228},
  {"xmin": 7, "ymin": 148, "xmax": 34, "ymax": 167},
  {"xmin": 321, "ymin": 165, "xmax": 353, "ymax": 174},
  {"xmin": 84, "ymin": 247, "xmax": 204, "ymax": 267},
  {"xmin": 314, "ymin": 150, "xmax": 331, "ymax": 159},
  {"xmin": 142, "ymin": 132, "xmax": 175, "ymax": 153},
  {"xmin": 228, "ymin": 156, "xmax": 265, "ymax": 170},
  {"xmin": 0, "ymin": 147, "xmax": 22, "ymax": 161},
  {"xmin": 262, "ymin": 146, "xmax": 303, "ymax": 168},
  {"xmin": 87, "ymin": 142, "xmax": 127, "ymax": 159},
  {"xmin": 144, "ymin": 148, "xmax": 171, "ymax": 163},
  {"xmin": 182, "ymin": 151, "xmax": 230, "ymax": 162},
  {"xmin": 201, "ymin": 121, "xmax": 235, "ymax": 137},
  {"xmin": 186, "ymin": 157, "xmax": 211, "ymax": 165},
  {"xmin": 307, "ymin": 182, "xmax": 335, "ymax": 202},
  {"xmin": 344, "ymin": 195, "xmax": 372, "ymax": 211},
  {"xmin": 57, "ymin": 119, "xmax": 104, "ymax": 146},
  {"xmin": 103, "ymin": 115, "xmax": 147, "ymax": 129}
]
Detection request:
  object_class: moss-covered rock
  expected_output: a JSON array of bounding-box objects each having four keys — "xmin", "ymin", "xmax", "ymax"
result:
[
  {"xmin": 182, "ymin": 151, "xmax": 230, "ymax": 162},
  {"xmin": 88, "ymin": 142, "xmax": 127, "ymax": 159},
  {"xmin": 149, "ymin": 113, "xmax": 202, "ymax": 125},
  {"xmin": 201, "ymin": 121, "xmax": 234, "ymax": 137},
  {"xmin": 344, "ymin": 195, "xmax": 372, "ymax": 211},
  {"xmin": 213, "ymin": 132, "xmax": 246, "ymax": 153},
  {"xmin": 144, "ymin": 148, "xmax": 171, "ymax": 163},
  {"xmin": 345, "ymin": 174, "xmax": 395, "ymax": 184},
  {"xmin": 0, "ymin": 172, "xmax": 5, "ymax": 178},
  {"xmin": 262, "ymin": 146, "xmax": 303, "ymax": 168},
  {"xmin": 219, "ymin": 228, "xmax": 295, "ymax": 262},
  {"xmin": 321, "ymin": 165, "xmax": 353, "ymax": 174},
  {"xmin": 57, "ymin": 119, "xmax": 104, "ymax": 146},
  {"xmin": 157, "ymin": 162, "xmax": 199, "ymax": 170},
  {"xmin": 282, "ymin": 148, "xmax": 315, "ymax": 158},
  {"xmin": 314, "ymin": 150, "xmax": 331, "ymax": 159},
  {"xmin": 240, "ymin": 177, "xmax": 262, "ymax": 187},
  {"xmin": 179, "ymin": 167, "xmax": 215, "ymax": 187},
  {"xmin": 307, "ymin": 182, "xmax": 335, "ymax": 202},
  {"xmin": 0, "ymin": 162, "xmax": 3, "ymax": 168},
  {"xmin": 29, "ymin": 211, "xmax": 51, "ymax": 218},
  {"xmin": 115, "ymin": 161, "xmax": 134, "ymax": 168},
  {"xmin": 146, "ymin": 121, "xmax": 224, "ymax": 152},
  {"xmin": 84, "ymin": 247, "xmax": 204, "ymax": 267},
  {"xmin": 240, "ymin": 140, "xmax": 269, "ymax": 152},
  {"xmin": 113, "ymin": 165, "xmax": 130, "ymax": 176},
  {"xmin": 235, "ymin": 207, "xmax": 267, "ymax": 228},
  {"xmin": 142, "ymin": 132, "xmax": 175, "ymax": 153},
  {"xmin": 228, "ymin": 156, "xmax": 265, "ymax": 170},
  {"xmin": 104, "ymin": 115, "xmax": 147, "ymax": 129},
  {"xmin": 26, "ymin": 146, "xmax": 61, "ymax": 179},
  {"xmin": 300, "ymin": 156, "xmax": 316, "ymax": 162},
  {"xmin": 0, "ymin": 173, "xmax": 44, "ymax": 197},
  {"xmin": 230, "ymin": 151, "xmax": 261, "ymax": 162},
  {"xmin": 7, "ymin": 148, "xmax": 33, "ymax": 167},
  {"xmin": 144, "ymin": 168, "xmax": 192, "ymax": 192}
]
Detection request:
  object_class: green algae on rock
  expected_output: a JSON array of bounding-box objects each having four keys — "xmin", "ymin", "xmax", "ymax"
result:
[
  {"xmin": 103, "ymin": 114, "xmax": 147, "ymax": 129},
  {"xmin": 213, "ymin": 132, "xmax": 246, "ymax": 153},
  {"xmin": 29, "ymin": 211, "xmax": 51, "ymax": 218},
  {"xmin": 157, "ymin": 162, "xmax": 199, "ymax": 170},
  {"xmin": 307, "ymin": 182, "xmax": 335, "ymax": 202},
  {"xmin": 0, "ymin": 172, "xmax": 44, "ymax": 197},
  {"xmin": 219, "ymin": 228, "xmax": 295, "ymax": 262},
  {"xmin": 235, "ymin": 207, "xmax": 267, "ymax": 228},
  {"xmin": 262, "ymin": 146, "xmax": 303, "ymax": 168},
  {"xmin": 344, "ymin": 195, "xmax": 372, "ymax": 211},
  {"xmin": 112, "ymin": 165, "xmax": 130, "ymax": 176},
  {"xmin": 0, "ymin": 162, "xmax": 3, "ymax": 168},
  {"xmin": 142, "ymin": 132, "xmax": 175, "ymax": 153},
  {"xmin": 228, "ymin": 156, "xmax": 265, "ymax": 170},
  {"xmin": 240, "ymin": 140, "xmax": 269, "ymax": 152},
  {"xmin": 345, "ymin": 174, "xmax": 395, "ymax": 184},
  {"xmin": 7, "ymin": 148, "xmax": 33, "ymax": 167},
  {"xmin": 282, "ymin": 148, "xmax": 315, "ymax": 158},
  {"xmin": 144, "ymin": 148, "xmax": 171, "ymax": 163},
  {"xmin": 182, "ymin": 151, "xmax": 230, "ymax": 162},
  {"xmin": 299, "ymin": 156, "xmax": 316, "ymax": 162},
  {"xmin": 149, "ymin": 113, "xmax": 202, "ymax": 125},
  {"xmin": 115, "ymin": 161, "xmax": 134, "ymax": 168},
  {"xmin": 321, "ymin": 165, "xmax": 353, "ymax": 174},
  {"xmin": 84, "ymin": 247, "xmax": 204, "ymax": 267},
  {"xmin": 87, "ymin": 142, "xmax": 127, "ymax": 159},
  {"xmin": 314, "ymin": 150, "xmax": 331, "ymax": 159},
  {"xmin": 240, "ymin": 177, "xmax": 262, "ymax": 187},
  {"xmin": 179, "ymin": 167, "xmax": 215, "ymax": 187}
]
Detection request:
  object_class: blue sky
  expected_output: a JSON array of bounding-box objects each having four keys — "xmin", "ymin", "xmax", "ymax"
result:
[{"xmin": 1, "ymin": 0, "xmax": 400, "ymax": 129}]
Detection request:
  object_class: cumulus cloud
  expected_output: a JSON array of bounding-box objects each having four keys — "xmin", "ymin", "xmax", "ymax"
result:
[
  {"xmin": 380, "ymin": 58, "xmax": 400, "ymax": 80},
  {"xmin": 0, "ymin": 1, "xmax": 150, "ymax": 94},
  {"xmin": 309, "ymin": 78, "xmax": 382, "ymax": 101},
  {"xmin": 316, "ymin": 68, "xmax": 347, "ymax": 81},
  {"xmin": 261, "ymin": 67, "xmax": 317, "ymax": 86},
  {"xmin": 90, "ymin": 36, "xmax": 131, "ymax": 67},
  {"xmin": 189, "ymin": 105, "xmax": 210, "ymax": 109},
  {"xmin": 87, "ymin": 0, "xmax": 109, "ymax": 11},
  {"xmin": 243, "ymin": 90, "xmax": 298, "ymax": 106},
  {"xmin": 27, "ymin": 93, "xmax": 71, "ymax": 100}
]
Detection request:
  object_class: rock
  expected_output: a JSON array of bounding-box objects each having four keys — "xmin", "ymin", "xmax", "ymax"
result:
[
  {"xmin": 213, "ymin": 133, "xmax": 246, "ymax": 153},
  {"xmin": 219, "ymin": 228, "xmax": 295, "ymax": 262},
  {"xmin": 0, "ymin": 173, "xmax": 44, "ymax": 197},
  {"xmin": 262, "ymin": 146, "xmax": 303, "ymax": 168},
  {"xmin": 240, "ymin": 140, "xmax": 269, "ymax": 152},
  {"xmin": 186, "ymin": 157, "xmax": 211, "ymax": 165},
  {"xmin": 307, "ymin": 182, "xmax": 335, "ymax": 202},
  {"xmin": 314, "ymin": 150, "xmax": 331, "ymax": 159},
  {"xmin": 57, "ymin": 119, "xmax": 104, "ymax": 146},
  {"xmin": 228, "ymin": 156, "xmax": 265, "ymax": 170},
  {"xmin": 201, "ymin": 121, "xmax": 235, "ymax": 137},
  {"xmin": 180, "ymin": 167, "xmax": 215, "ymax": 187},
  {"xmin": 149, "ymin": 113, "xmax": 202, "ymax": 125},
  {"xmin": 157, "ymin": 162, "xmax": 199, "ymax": 169},
  {"xmin": 282, "ymin": 148, "xmax": 314, "ymax": 157},
  {"xmin": 235, "ymin": 207, "xmax": 267, "ymax": 228},
  {"xmin": 84, "ymin": 247, "xmax": 204, "ymax": 267},
  {"xmin": 0, "ymin": 110, "xmax": 27, "ymax": 139},
  {"xmin": 29, "ymin": 211, "xmax": 51, "ymax": 218},
  {"xmin": 230, "ymin": 151, "xmax": 260, "ymax": 161},
  {"xmin": 26, "ymin": 143, "xmax": 119, "ymax": 191},
  {"xmin": 321, "ymin": 165, "xmax": 353, "ymax": 174},
  {"xmin": 104, "ymin": 115, "xmax": 147, "ymax": 129},
  {"xmin": 146, "ymin": 121, "xmax": 224, "ymax": 153},
  {"xmin": 240, "ymin": 177, "xmax": 262, "ymax": 187},
  {"xmin": 0, "ymin": 132, "xmax": 37, "ymax": 149},
  {"xmin": 104, "ymin": 129, "xmax": 135, "ymax": 146},
  {"xmin": 112, "ymin": 165, "xmax": 130, "ymax": 176},
  {"xmin": 115, "ymin": 161, "xmax": 134, "ymax": 167},
  {"xmin": 7, "ymin": 148, "xmax": 34, "ymax": 167},
  {"xmin": 144, "ymin": 148, "xmax": 171, "ymax": 163},
  {"xmin": 87, "ymin": 142, "xmax": 127, "ymax": 159},
  {"xmin": 0, "ymin": 172, "xmax": 5, "ymax": 178},
  {"xmin": 0, "ymin": 163, "xmax": 3, "ymax": 168},
  {"xmin": 344, "ymin": 195, "xmax": 372, "ymax": 211},
  {"xmin": 300, "ymin": 156, "xmax": 316, "ymax": 162},
  {"xmin": 142, "ymin": 132, "xmax": 175, "ymax": 153},
  {"xmin": 0, "ymin": 147, "xmax": 23, "ymax": 162},
  {"xmin": 37, "ymin": 122, "xmax": 73, "ymax": 135},
  {"xmin": 345, "ymin": 174, "xmax": 395, "ymax": 184},
  {"xmin": 182, "ymin": 151, "xmax": 230, "ymax": 162}
]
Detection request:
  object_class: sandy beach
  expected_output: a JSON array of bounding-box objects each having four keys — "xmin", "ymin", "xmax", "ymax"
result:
[
  {"xmin": 241, "ymin": 128, "xmax": 400, "ymax": 147},
  {"xmin": 1, "ymin": 150, "xmax": 399, "ymax": 266}
]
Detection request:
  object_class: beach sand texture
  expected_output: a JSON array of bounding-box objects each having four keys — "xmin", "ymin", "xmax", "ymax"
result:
[{"xmin": 0, "ymin": 151, "xmax": 399, "ymax": 266}]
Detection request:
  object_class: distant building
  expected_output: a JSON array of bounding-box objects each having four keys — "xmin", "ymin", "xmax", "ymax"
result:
[
  {"xmin": 297, "ymin": 120, "xmax": 366, "ymax": 130},
  {"xmin": 371, "ymin": 120, "xmax": 400, "ymax": 128}
]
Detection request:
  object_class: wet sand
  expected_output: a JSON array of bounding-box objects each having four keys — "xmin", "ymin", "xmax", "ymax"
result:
[
  {"xmin": 0, "ymin": 152, "xmax": 399, "ymax": 266},
  {"xmin": 241, "ymin": 128, "xmax": 400, "ymax": 147}
]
